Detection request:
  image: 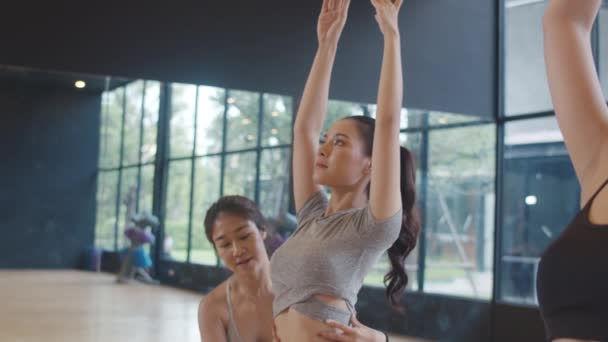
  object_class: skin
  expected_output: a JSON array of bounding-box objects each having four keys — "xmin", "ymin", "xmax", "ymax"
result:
[
  {"xmin": 198, "ymin": 212, "xmax": 274, "ymax": 342},
  {"xmin": 543, "ymin": 0, "xmax": 608, "ymax": 341},
  {"xmin": 318, "ymin": 316, "xmax": 387, "ymax": 342},
  {"xmin": 279, "ymin": 0, "xmax": 405, "ymax": 340},
  {"xmin": 197, "ymin": 211, "xmax": 386, "ymax": 342}
]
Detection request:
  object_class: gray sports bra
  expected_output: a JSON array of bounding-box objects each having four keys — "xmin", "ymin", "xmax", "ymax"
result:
[
  {"xmin": 270, "ymin": 191, "xmax": 402, "ymax": 324},
  {"xmin": 226, "ymin": 277, "xmax": 243, "ymax": 342}
]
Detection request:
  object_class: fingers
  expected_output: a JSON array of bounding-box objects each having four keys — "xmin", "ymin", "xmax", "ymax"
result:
[
  {"xmin": 317, "ymin": 330, "xmax": 351, "ymax": 342},
  {"xmin": 325, "ymin": 319, "xmax": 357, "ymax": 334},
  {"xmin": 322, "ymin": 0, "xmax": 330, "ymax": 13},
  {"xmin": 349, "ymin": 314, "xmax": 364, "ymax": 328},
  {"xmin": 342, "ymin": 0, "xmax": 351, "ymax": 13},
  {"xmin": 272, "ymin": 322, "xmax": 281, "ymax": 342},
  {"xmin": 394, "ymin": 0, "xmax": 403, "ymax": 10},
  {"xmin": 329, "ymin": 0, "xmax": 336, "ymax": 11}
]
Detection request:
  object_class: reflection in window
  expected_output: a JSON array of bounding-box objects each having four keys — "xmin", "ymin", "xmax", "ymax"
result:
[
  {"xmin": 425, "ymin": 124, "xmax": 496, "ymax": 299},
  {"xmin": 364, "ymin": 133, "xmax": 423, "ymax": 290},
  {"xmin": 99, "ymin": 88, "xmax": 124, "ymax": 168},
  {"xmin": 164, "ymin": 160, "xmax": 192, "ymax": 262},
  {"xmin": 170, "ymin": 84, "xmax": 197, "ymax": 158},
  {"xmin": 117, "ymin": 167, "xmax": 139, "ymax": 249},
  {"xmin": 138, "ymin": 164, "xmax": 155, "ymax": 215},
  {"xmin": 226, "ymin": 90, "xmax": 260, "ymax": 151},
  {"xmin": 95, "ymin": 171, "xmax": 119, "ymax": 249},
  {"xmin": 223, "ymin": 152, "xmax": 257, "ymax": 199},
  {"xmin": 196, "ymin": 86, "xmax": 225, "ymax": 155},
  {"xmin": 263, "ymin": 94, "xmax": 292, "ymax": 147},
  {"xmin": 122, "ymin": 81, "xmax": 144, "ymax": 166},
  {"xmin": 96, "ymin": 80, "xmax": 161, "ymax": 251},
  {"xmin": 323, "ymin": 99, "xmax": 365, "ymax": 133},
  {"xmin": 505, "ymin": 0, "xmax": 553, "ymax": 115},
  {"xmin": 141, "ymin": 81, "xmax": 160, "ymax": 164},
  {"xmin": 259, "ymin": 148, "xmax": 291, "ymax": 220},
  {"xmin": 191, "ymin": 156, "xmax": 222, "ymax": 266},
  {"xmin": 500, "ymin": 117, "xmax": 579, "ymax": 304}
]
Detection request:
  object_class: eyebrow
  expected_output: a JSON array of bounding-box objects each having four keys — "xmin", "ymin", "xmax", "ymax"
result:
[
  {"xmin": 322, "ymin": 133, "xmax": 350, "ymax": 140},
  {"xmin": 213, "ymin": 225, "xmax": 248, "ymax": 242}
]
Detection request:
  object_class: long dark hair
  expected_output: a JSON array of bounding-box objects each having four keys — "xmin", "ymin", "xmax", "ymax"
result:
[
  {"xmin": 204, "ymin": 195, "xmax": 267, "ymax": 246},
  {"xmin": 345, "ymin": 115, "xmax": 421, "ymax": 311}
]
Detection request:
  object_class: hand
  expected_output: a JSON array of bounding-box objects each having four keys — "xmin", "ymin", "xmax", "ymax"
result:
[
  {"xmin": 317, "ymin": 0, "xmax": 351, "ymax": 46},
  {"xmin": 317, "ymin": 315, "xmax": 386, "ymax": 342},
  {"xmin": 370, "ymin": 0, "xmax": 402, "ymax": 37},
  {"xmin": 272, "ymin": 322, "xmax": 282, "ymax": 342}
]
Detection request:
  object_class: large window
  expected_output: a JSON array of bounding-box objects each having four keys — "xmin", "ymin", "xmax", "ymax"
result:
[
  {"xmin": 163, "ymin": 86, "xmax": 293, "ymax": 266},
  {"xmin": 424, "ymin": 124, "xmax": 496, "ymax": 299},
  {"xmin": 92, "ymin": 40, "xmax": 591, "ymax": 310},
  {"xmin": 95, "ymin": 80, "xmax": 161, "ymax": 250},
  {"xmin": 504, "ymin": 0, "xmax": 553, "ymax": 116},
  {"xmin": 361, "ymin": 109, "xmax": 496, "ymax": 299},
  {"xmin": 499, "ymin": 116, "xmax": 579, "ymax": 304},
  {"xmin": 499, "ymin": 0, "xmax": 587, "ymax": 306}
]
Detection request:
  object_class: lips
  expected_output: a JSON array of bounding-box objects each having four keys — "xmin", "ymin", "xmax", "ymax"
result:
[
  {"xmin": 315, "ymin": 162, "xmax": 328, "ymax": 169},
  {"xmin": 236, "ymin": 258, "xmax": 252, "ymax": 266}
]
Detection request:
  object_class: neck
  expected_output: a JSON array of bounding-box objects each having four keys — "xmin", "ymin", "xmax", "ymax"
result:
[
  {"xmin": 233, "ymin": 261, "xmax": 272, "ymax": 298},
  {"xmin": 325, "ymin": 186, "xmax": 368, "ymax": 216}
]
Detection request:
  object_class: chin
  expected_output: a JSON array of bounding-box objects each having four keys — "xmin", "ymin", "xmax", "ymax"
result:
[{"xmin": 312, "ymin": 173, "xmax": 329, "ymax": 186}]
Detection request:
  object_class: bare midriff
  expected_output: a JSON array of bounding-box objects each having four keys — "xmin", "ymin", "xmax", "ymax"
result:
[{"xmin": 274, "ymin": 294, "xmax": 349, "ymax": 342}]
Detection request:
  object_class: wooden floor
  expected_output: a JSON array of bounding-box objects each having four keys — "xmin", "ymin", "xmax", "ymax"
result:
[{"xmin": 0, "ymin": 270, "xmax": 428, "ymax": 342}]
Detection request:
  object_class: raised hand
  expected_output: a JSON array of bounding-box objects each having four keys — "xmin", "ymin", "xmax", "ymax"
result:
[
  {"xmin": 370, "ymin": 0, "xmax": 402, "ymax": 37},
  {"xmin": 317, "ymin": 316, "xmax": 386, "ymax": 342},
  {"xmin": 317, "ymin": 0, "xmax": 351, "ymax": 46}
]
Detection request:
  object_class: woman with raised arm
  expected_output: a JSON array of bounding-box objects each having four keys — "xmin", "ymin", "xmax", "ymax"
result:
[
  {"xmin": 197, "ymin": 196, "xmax": 388, "ymax": 342},
  {"xmin": 537, "ymin": 1, "xmax": 608, "ymax": 341},
  {"xmin": 270, "ymin": 0, "xmax": 420, "ymax": 340}
]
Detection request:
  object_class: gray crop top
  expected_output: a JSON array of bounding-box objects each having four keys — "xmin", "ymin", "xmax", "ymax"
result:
[{"xmin": 270, "ymin": 191, "xmax": 402, "ymax": 323}]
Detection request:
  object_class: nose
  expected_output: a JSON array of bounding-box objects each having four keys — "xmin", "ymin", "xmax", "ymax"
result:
[
  {"xmin": 318, "ymin": 141, "xmax": 330, "ymax": 158},
  {"xmin": 231, "ymin": 241, "xmax": 245, "ymax": 257}
]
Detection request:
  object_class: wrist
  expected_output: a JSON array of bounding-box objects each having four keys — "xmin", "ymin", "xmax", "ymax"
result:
[
  {"xmin": 317, "ymin": 42, "xmax": 338, "ymax": 57},
  {"xmin": 318, "ymin": 41, "xmax": 339, "ymax": 52},
  {"xmin": 383, "ymin": 32, "xmax": 401, "ymax": 44}
]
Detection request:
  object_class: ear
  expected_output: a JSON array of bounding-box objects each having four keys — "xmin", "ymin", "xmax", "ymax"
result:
[{"xmin": 261, "ymin": 229, "xmax": 268, "ymax": 241}]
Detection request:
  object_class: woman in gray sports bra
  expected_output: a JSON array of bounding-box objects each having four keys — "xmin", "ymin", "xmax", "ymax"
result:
[
  {"xmin": 197, "ymin": 196, "xmax": 274, "ymax": 342},
  {"xmin": 271, "ymin": 0, "xmax": 420, "ymax": 340}
]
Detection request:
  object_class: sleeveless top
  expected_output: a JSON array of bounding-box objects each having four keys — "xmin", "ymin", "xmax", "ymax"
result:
[
  {"xmin": 270, "ymin": 191, "xmax": 402, "ymax": 324},
  {"xmin": 537, "ymin": 177, "xmax": 608, "ymax": 341},
  {"xmin": 226, "ymin": 277, "xmax": 243, "ymax": 342}
]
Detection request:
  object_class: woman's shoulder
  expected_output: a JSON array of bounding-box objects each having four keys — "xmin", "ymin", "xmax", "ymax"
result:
[{"xmin": 199, "ymin": 279, "xmax": 230, "ymax": 323}]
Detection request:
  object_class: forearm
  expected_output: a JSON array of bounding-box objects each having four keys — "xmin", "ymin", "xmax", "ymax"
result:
[
  {"xmin": 369, "ymin": 33, "xmax": 403, "ymax": 216},
  {"xmin": 375, "ymin": 34, "xmax": 402, "ymax": 125},
  {"xmin": 294, "ymin": 43, "xmax": 338, "ymax": 137}
]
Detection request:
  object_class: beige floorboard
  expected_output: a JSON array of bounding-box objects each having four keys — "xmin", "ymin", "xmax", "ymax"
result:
[{"xmin": 0, "ymin": 270, "xmax": 429, "ymax": 342}]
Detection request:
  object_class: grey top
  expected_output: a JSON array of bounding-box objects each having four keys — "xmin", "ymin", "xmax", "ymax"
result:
[
  {"xmin": 225, "ymin": 277, "xmax": 243, "ymax": 342},
  {"xmin": 270, "ymin": 191, "xmax": 402, "ymax": 321}
]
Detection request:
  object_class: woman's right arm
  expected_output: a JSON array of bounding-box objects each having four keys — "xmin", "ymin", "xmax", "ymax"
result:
[
  {"xmin": 293, "ymin": 0, "xmax": 351, "ymax": 211},
  {"xmin": 543, "ymin": 0, "xmax": 608, "ymax": 196},
  {"xmin": 198, "ymin": 297, "xmax": 227, "ymax": 341}
]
